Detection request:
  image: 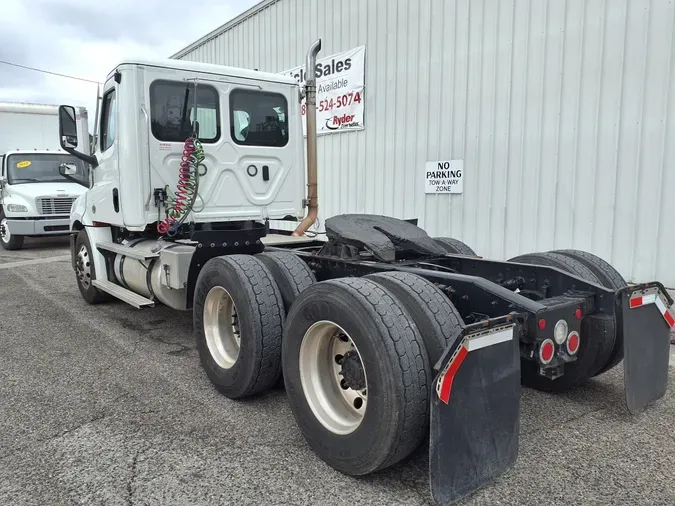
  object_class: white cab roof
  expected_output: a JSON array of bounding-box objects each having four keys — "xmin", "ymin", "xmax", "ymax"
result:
[{"xmin": 108, "ymin": 57, "xmax": 299, "ymax": 86}]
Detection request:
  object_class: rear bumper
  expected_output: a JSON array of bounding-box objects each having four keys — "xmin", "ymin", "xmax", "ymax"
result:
[{"xmin": 5, "ymin": 218, "xmax": 71, "ymax": 236}]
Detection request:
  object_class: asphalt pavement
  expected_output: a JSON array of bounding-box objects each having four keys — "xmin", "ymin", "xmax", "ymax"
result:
[{"xmin": 1, "ymin": 237, "xmax": 674, "ymax": 506}]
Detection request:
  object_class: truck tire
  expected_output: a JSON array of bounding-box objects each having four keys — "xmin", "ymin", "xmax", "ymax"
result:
[
  {"xmin": 365, "ymin": 271, "xmax": 462, "ymax": 366},
  {"xmin": 508, "ymin": 251, "xmax": 614, "ymax": 392},
  {"xmin": 74, "ymin": 229, "xmax": 110, "ymax": 304},
  {"xmin": 256, "ymin": 251, "xmax": 316, "ymax": 312},
  {"xmin": 282, "ymin": 278, "xmax": 430, "ymax": 475},
  {"xmin": 256, "ymin": 251, "xmax": 316, "ymax": 390},
  {"xmin": 551, "ymin": 249, "xmax": 628, "ymax": 375},
  {"xmin": 194, "ymin": 255, "xmax": 284, "ymax": 399},
  {"xmin": 508, "ymin": 251, "xmax": 600, "ymax": 284},
  {"xmin": 0, "ymin": 211, "xmax": 24, "ymax": 250},
  {"xmin": 433, "ymin": 237, "xmax": 477, "ymax": 256}
]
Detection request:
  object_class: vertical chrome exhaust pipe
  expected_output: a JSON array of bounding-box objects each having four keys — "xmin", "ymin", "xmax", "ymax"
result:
[{"xmin": 292, "ymin": 38, "xmax": 322, "ymax": 237}]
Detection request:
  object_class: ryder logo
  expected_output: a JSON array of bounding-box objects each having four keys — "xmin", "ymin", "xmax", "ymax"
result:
[{"xmin": 326, "ymin": 114, "xmax": 358, "ymax": 130}]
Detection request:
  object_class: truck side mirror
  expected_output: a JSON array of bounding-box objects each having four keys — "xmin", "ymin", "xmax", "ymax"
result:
[
  {"xmin": 0, "ymin": 177, "xmax": 6, "ymax": 189},
  {"xmin": 59, "ymin": 163, "xmax": 89, "ymax": 188},
  {"xmin": 59, "ymin": 106, "xmax": 79, "ymax": 149},
  {"xmin": 58, "ymin": 105, "xmax": 98, "ymax": 168},
  {"xmin": 59, "ymin": 163, "xmax": 77, "ymax": 176}
]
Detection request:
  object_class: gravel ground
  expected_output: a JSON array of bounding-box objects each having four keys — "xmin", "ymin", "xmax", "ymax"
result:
[{"xmin": 1, "ymin": 238, "xmax": 674, "ymax": 506}]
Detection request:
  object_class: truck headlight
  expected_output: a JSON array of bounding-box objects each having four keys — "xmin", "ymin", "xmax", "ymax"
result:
[{"xmin": 6, "ymin": 204, "xmax": 28, "ymax": 212}]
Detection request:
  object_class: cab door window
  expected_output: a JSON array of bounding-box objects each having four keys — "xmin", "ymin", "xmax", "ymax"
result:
[
  {"xmin": 229, "ymin": 89, "xmax": 288, "ymax": 147},
  {"xmin": 100, "ymin": 89, "xmax": 117, "ymax": 152},
  {"xmin": 149, "ymin": 80, "xmax": 220, "ymax": 143}
]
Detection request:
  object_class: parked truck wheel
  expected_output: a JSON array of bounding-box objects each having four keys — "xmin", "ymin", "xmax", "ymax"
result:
[
  {"xmin": 508, "ymin": 251, "xmax": 615, "ymax": 392},
  {"xmin": 433, "ymin": 237, "xmax": 476, "ymax": 256},
  {"xmin": 74, "ymin": 230, "xmax": 110, "ymax": 304},
  {"xmin": 193, "ymin": 255, "xmax": 284, "ymax": 399},
  {"xmin": 0, "ymin": 211, "xmax": 24, "ymax": 250},
  {"xmin": 256, "ymin": 251, "xmax": 316, "ymax": 312},
  {"xmin": 551, "ymin": 249, "xmax": 628, "ymax": 375},
  {"xmin": 257, "ymin": 251, "xmax": 316, "ymax": 390},
  {"xmin": 282, "ymin": 278, "xmax": 430, "ymax": 475},
  {"xmin": 365, "ymin": 271, "xmax": 462, "ymax": 366}
]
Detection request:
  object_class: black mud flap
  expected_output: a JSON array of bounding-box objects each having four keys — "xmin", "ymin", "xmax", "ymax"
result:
[
  {"xmin": 621, "ymin": 284, "xmax": 674, "ymax": 414},
  {"xmin": 429, "ymin": 315, "xmax": 521, "ymax": 506}
]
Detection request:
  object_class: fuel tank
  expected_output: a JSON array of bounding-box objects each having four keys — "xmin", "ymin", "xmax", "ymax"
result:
[{"xmin": 112, "ymin": 239, "xmax": 193, "ymax": 310}]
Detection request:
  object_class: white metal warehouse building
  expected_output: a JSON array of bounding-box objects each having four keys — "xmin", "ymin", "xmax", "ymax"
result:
[{"xmin": 173, "ymin": 0, "xmax": 675, "ymax": 288}]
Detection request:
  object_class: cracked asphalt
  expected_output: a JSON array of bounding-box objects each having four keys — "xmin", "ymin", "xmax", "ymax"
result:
[{"xmin": 1, "ymin": 237, "xmax": 675, "ymax": 506}]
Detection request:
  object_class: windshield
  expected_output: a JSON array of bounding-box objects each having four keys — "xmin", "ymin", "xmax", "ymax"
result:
[{"xmin": 6, "ymin": 154, "xmax": 88, "ymax": 185}]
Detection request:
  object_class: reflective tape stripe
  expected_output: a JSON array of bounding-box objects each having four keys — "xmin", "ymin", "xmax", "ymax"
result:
[
  {"xmin": 438, "ymin": 346, "xmax": 468, "ymax": 404},
  {"xmin": 642, "ymin": 294, "xmax": 657, "ymax": 305},
  {"xmin": 466, "ymin": 328, "xmax": 513, "ymax": 351},
  {"xmin": 629, "ymin": 296, "xmax": 643, "ymax": 309},
  {"xmin": 437, "ymin": 324, "xmax": 515, "ymax": 405},
  {"xmin": 656, "ymin": 297, "xmax": 675, "ymax": 328},
  {"xmin": 665, "ymin": 310, "xmax": 675, "ymax": 328},
  {"xmin": 629, "ymin": 290, "xmax": 675, "ymax": 328}
]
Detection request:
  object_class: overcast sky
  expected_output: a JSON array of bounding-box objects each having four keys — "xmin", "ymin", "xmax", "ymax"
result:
[{"xmin": 0, "ymin": 0, "xmax": 258, "ymax": 131}]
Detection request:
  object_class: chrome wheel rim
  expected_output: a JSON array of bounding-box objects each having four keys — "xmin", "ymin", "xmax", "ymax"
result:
[
  {"xmin": 299, "ymin": 321, "xmax": 368, "ymax": 435},
  {"xmin": 75, "ymin": 244, "xmax": 92, "ymax": 289},
  {"xmin": 203, "ymin": 286, "xmax": 240, "ymax": 369},
  {"xmin": 0, "ymin": 218, "xmax": 10, "ymax": 243}
]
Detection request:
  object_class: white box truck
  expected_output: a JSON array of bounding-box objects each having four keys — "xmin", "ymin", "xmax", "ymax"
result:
[{"xmin": 0, "ymin": 102, "xmax": 90, "ymax": 250}]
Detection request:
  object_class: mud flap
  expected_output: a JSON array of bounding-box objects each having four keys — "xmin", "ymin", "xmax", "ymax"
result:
[
  {"xmin": 622, "ymin": 284, "xmax": 674, "ymax": 414},
  {"xmin": 429, "ymin": 316, "xmax": 521, "ymax": 506}
]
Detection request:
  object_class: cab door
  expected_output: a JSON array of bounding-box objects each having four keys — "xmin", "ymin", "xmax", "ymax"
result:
[
  {"xmin": 85, "ymin": 78, "xmax": 122, "ymax": 225},
  {"xmin": 221, "ymin": 86, "xmax": 302, "ymax": 221}
]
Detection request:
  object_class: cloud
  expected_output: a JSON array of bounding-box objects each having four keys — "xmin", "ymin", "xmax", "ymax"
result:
[{"xmin": 0, "ymin": 0, "xmax": 258, "ymax": 131}]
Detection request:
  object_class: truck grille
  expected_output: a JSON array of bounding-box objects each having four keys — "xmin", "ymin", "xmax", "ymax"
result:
[{"xmin": 36, "ymin": 197, "xmax": 75, "ymax": 216}]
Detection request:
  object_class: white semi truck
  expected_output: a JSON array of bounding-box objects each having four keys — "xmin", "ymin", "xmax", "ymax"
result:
[
  {"xmin": 57, "ymin": 40, "xmax": 673, "ymax": 505},
  {"xmin": 0, "ymin": 102, "xmax": 90, "ymax": 250}
]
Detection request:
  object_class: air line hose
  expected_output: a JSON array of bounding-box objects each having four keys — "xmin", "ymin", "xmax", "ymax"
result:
[{"xmin": 157, "ymin": 137, "xmax": 205, "ymax": 236}]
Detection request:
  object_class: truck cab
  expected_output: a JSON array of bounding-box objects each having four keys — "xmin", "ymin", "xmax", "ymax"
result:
[
  {"xmin": 0, "ymin": 151, "xmax": 89, "ymax": 249},
  {"xmin": 0, "ymin": 102, "xmax": 90, "ymax": 250},
  {"xmin": 60, "ymin": 57, "xmax": 305, "ymax": 236}
]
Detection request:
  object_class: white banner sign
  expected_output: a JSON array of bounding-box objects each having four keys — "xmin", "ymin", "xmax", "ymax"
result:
[
  {"xmin": 425, "ymin": 160, "xmax": 464, "ymax": 194},
  {"xmin": 281, "ymin": 46, "xmax": 365, "ymax": 136}
]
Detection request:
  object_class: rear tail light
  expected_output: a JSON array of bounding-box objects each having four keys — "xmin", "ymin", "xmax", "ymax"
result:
[
  {"xmin": 566, "ymin": 331, "xmax": 580, "ymax": 355},
  {"xmin": 575, "ymin": 308, "xmax": 583, "ymax": 320},
  {"xmin": 538, "ymin": 318, "xmax": 547, "ymax": 330},
  {"xmin": 554, "ymin": 319, "xmax": 569, "ymax": 344},
  {"xmin": 539, "ymin": 339, "xmax": 555, "ymax": 365}
]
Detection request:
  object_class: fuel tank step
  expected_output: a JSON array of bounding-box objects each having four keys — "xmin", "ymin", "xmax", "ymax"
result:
[
  {"xmin": 96, "ymin": 242, "xmax": 159, "ymax": 261},
  {"xmin": 92, "ymin": 280, "xmax": 155, "ymax": 308}
]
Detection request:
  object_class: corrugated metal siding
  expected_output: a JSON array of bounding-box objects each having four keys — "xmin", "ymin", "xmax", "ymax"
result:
[{"xmin": 176, "ymin": 0, "xmax": 675, "ymax": 287}]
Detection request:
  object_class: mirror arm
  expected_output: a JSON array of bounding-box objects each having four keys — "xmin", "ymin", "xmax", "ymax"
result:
[
  {"xmin": 59, "ymin": 170, "xmax": 90, "ymax": 189},
  {"xmin": 61, "ymin": 145, "xmax": 99, "ymax": 168}
]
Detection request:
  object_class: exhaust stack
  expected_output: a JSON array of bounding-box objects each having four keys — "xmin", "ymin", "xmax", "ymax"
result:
[{"xmin": 292, "ymin": 38, "xmax": 322, "ymax": 237}]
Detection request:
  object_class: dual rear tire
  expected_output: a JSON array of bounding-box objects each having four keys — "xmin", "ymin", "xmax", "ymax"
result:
[
  {"xmin": 508, "ymin": 249, "xmax": 628, "ymax": 392},
  {"xmin": 194, "ymin": 252, "xmax": 460, "ymax": 475}
]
